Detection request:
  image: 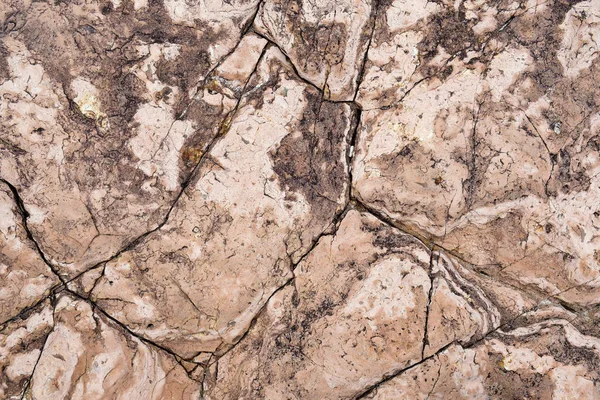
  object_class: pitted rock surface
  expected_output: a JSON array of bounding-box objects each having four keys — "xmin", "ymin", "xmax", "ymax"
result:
[{"xmin": 1, "ymin": 0, "xmax": 599, "ymax": 398}]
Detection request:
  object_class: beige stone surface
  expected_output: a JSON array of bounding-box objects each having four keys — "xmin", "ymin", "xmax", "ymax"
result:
[
  {"xmin": 86, "ymin": 46, "xmax": 353, "ymax": 358},
  {"xmin": 369, "ymin": 304, "xmax": 600, "ymax": 400},
  {"xmin": 202, "ymin": 211, "xmax": 545, "ymax": 399},
  {"xmin": 1, "ymin": 0, "xmax": 599, "ymax": 398},
  {"xmin": 0, "ymin": 300, "xmax": 53, "ymax": 399},
  {"xmin": 0, "ymin": 182, "xmax": 58, "ymax": 323},
  {"xmin": 27, "ymin": 294, "xmax": 200, "ymax": 400},
  {"xmin": 353, "ymin": 0, "xmax": 600, "ymax": 307},
  {"xmin": 203, "ymin": 210, "xmax": 432, "ymax": 399},
  {"xmin": 0, "ymin": 0, "xmax": 263, "ymax": 277}
]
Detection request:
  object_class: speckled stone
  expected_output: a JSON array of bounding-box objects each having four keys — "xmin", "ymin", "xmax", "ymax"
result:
[{"xmin": 1, "ymin": 0, "xmax": 599, "ymax": 398}]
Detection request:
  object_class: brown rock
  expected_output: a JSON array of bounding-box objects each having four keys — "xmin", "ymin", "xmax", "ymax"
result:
[
  {"xmin": 353, "ymin": 0, "xmax": 600, "ymax": 306},
  {"xmin": 87, "ymin": 46, "xmax": 353, "ymax": 358},
  {"xmin": 370, "ymin": 305, "xmax": 600, "ymax": 399},
  {"xmin": 254, "ymin": 0, "xmax": 374, "ymax": 101},
  {"xmin": 1, "ymin": 0, "xmax": 599, "ymax": 397},
  {"xmin": 0, "ymin": 299, "xmax": 54, "ymax": 399},
  {"xmin": 204, "ymin": 212, "xmax": 536, "ymax": 398},
  {"xmin": 204, "ymin": 210, "xmax": 432, "ymax": 399},
  {"xmin": 26, "ymin": 294, "xmax": 200, "ymax": 399},
  {"xmin": 0, "ymin": 0, "xmax": 264, "ymax": 277},
  {"xmin": 0, "ymin": 182, "xmax": 58, "ymax": 323}
]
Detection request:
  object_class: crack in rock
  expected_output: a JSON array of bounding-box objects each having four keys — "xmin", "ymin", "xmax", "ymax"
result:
[{"xmin": 1, "ymin": 0, "xmax": 600, "ymax": 398}]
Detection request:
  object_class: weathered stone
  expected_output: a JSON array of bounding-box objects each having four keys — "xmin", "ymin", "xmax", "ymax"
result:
[
  {"xmin": 0, "ymin": 300, "xmax": 53, "ymax": 400},
  {"xmin": 26, "ymin": 294, "xmax": 200, "ymax": 399},
  {"xmin": 353, "ymin": 0, "xmax": 600, "ymax": 306},
  {"xmin": 204, "ymin": 210, "xmax": 431, "ymax": 399},
  {"xmin": 0, "ymin": 0, "xmax": 263, "ymax": 277},
  {"xmin": 0, "ymin": 183, "xmax": 58, "ymax": 323},
  {"xmin": 87, "ymin": 46, "xmax": 353, "ymax": 358},
  {"xmin": 204, "ymin": 211, "xmax": 537, "ymax": 398},
  {"xmin": 254, "ymin": 0, "xmax": 374, "ymax": 101},
  {"xmin": 1, "ymin": 0, "xmax": 599, "ymax": 396},
  {"xmin": 370, "ymin": 305, "xmax": 600, "ymax": 399}
]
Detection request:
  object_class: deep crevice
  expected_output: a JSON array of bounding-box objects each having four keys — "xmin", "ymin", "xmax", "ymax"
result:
[
  {"xmin": 18, "ymin": 294, "xmax": 57, "ymax": 400},
  {"xmin": 421, "ymin": 250, "xmax": 437, "ymax": 359},
  {"xmin": 352, "ymin": 0, "xmax": 381, "ymax": 102},
  {"xmin": 0, "ymin": 178, "xmax": 66, "ymax": 284},
  {"xmin": 346, "ymin": 106, "xmax": 362, "ymax": 203},
  {"xmin": 352, "ymin": 197, "xmax": 433, "ymax": 248},
  {"xmin": 354, "ymin": 341, "xmax": 455, "ymax": 399}
]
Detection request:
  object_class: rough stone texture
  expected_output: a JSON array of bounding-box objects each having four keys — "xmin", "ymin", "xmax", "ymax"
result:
[
  {"xmin": 254, "ymin": 0, "xmax": 374, "ymax": 101},
  {"xmin": 353, "ymin": 0, "xmax": 600, "ymax": 307},
  {"xmin": 0, "ymin": 300, "xmax": 53, "ymax": 399},
  {"xmin": 84, "ymin": 45, "xmax": 353, "ymax": 359},
  {"xmin": 370, "ymin": 304, "xmax": 600, "ymax": 400},
  {"xmin": 202, "ymin": 211, "xmax": 542, "ymax": 399},
  {"xmin": 0, "ymin": 0, "xmax": 262, "ymax": 277},
  {"xmin": 27, "ymin": 294, "xmax": 200, "ymax": 400},
  {"xmin": 1, "ymin": 0, "xmax": 600, "ymax": 398},
  {"xmin": 0, "ymin": 182, "xmax": 58, "ymax": 323},
  {"xmin": 204, "ymin": 210, "xmax": 432, "ymax": 399}
]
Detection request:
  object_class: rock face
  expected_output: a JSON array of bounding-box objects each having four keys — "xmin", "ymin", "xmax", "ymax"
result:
[
  {"xmin": 0, "ymin": 182, "xmax": 59, "ymax": 324},
  {"xmin": 86, "ymin": 46, "xmax": 353, "ymax": 358},
  {"xmin": 352, "ymin": 0, "xmax": 600, "ymax": 308},
  {"xmin": 1, "ymin": 0, "xmax": 599, "ymax": 398},
  {"xmin": 0, "ymin": 0, "xmax": 262, "ymax": 277}
]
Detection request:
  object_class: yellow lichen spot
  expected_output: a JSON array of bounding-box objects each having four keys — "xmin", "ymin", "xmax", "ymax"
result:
[
  {"xmin": 208, "ymin": 316, "xmax": 218, "ymax": 330},
  {"xmin": 75, "ymin": 92, "xmax": 109, "ymax": 130},
  {"xmin": 390, "ymin": 121, "xmax": 404, "ymax": 135},
  {"xmin": 205, "ymin": 79, "xmax": 222, "ymax": 95},
  {"xmin": 218, "ymin": 113, "xmax": 233, "ymax": 137},
  {"xmin": 182, "ymin": 147, "xmax": 204, "ymax": 166},
  {"xmin": 390, "ymin": 121, "xmax": 434, "ymax": 142},
  {"xmin": 535, "ymin": 224, "xmax": 544, "ymax": 233},
  {"xmin": 499, "ymin": 354, "xmax": 514, "ymax": 371},
  {"xmin": 323, "ymin": 82, "xmax": 331, "ymax": 99}
]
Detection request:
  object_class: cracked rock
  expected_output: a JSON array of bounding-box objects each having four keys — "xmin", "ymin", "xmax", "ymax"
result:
[
  {"xmin": 25, "ymin": 294, "xmax": 200, "ymax": 399},
  {"xmin": 254, "ymin": 0, "xmax": 374, "ymax": 100},
  {"xmin": 203, "ymin": 210, "xmax": 432, "ymax": 399},
  {"xmin": 1, "ymin": 0, "xmax": 600, "ymax": 397},
  {"xmin": 369, "ymin": 304, "xmax": 600, "ymax": 399},
  {"xmin": 85, "ymin": 46, "xmax": 352, "ymax": 358},
  {"xmin": 0, "ymin": 0, "xmax": 262, "ymax": 277},
  {"xmin": 0, "ymin": 183, "xmax": 58, "ymax": 323},
  {"xmin": 0, "ymin": 299, "xmax": 53, "ymax": 399},
  {"xmin": 353, "ymin": 0, "xmax": 600, "ymax": 308},
  {"xmin": 203, "ymin": 211, "xmax": 538, "ymax": 399}
]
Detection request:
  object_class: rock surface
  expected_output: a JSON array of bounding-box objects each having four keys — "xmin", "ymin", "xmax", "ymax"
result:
[{"xmin": 1, "ymin": 0, "xmax": 599, "ymax": 398}]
